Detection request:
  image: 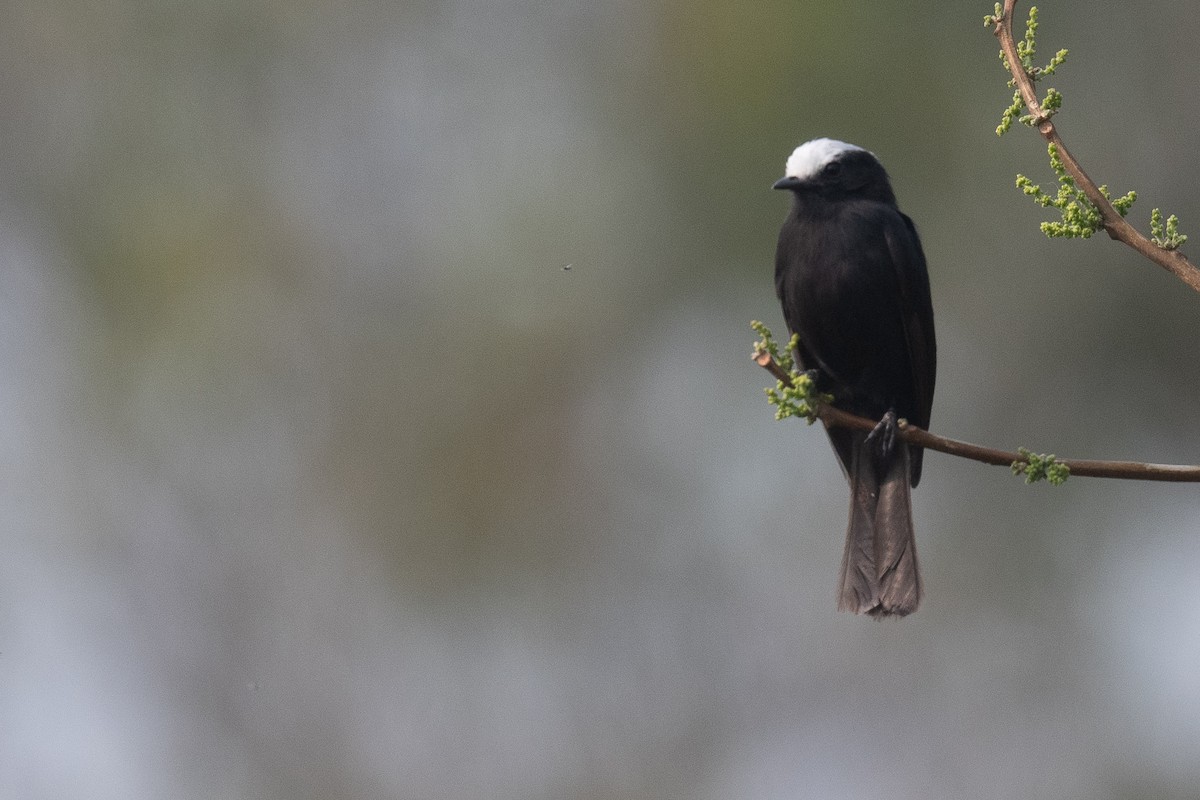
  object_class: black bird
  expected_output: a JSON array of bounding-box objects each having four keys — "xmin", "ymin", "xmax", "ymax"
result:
[{"xmin": 773, "ymin": 138, "xmax": 936, "ymax": 617}]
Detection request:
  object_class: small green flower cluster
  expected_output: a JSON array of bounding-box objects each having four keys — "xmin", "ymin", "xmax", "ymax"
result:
[
  {"xmin": 1015, "ymin": 143, "xmax": 1136, "ymax": 239},
  {"xmin": 1150, "ymin": 208, "xmax": 1188, "ymax": 250},
  {"xmin": 751, "ymin": 321, "xmax": 830, "ymax": 424},
  {"xmin": 990, "ymin": 6, "xmax": 1069, "ymax": 135},
  {"xmin": 1012, "ymin": 447, "xmax": 1070, "ymax": 485}
]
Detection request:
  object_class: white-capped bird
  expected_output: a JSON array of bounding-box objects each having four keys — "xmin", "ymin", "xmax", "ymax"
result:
[{"xmin": 773, "ymin": 138, "xmax": 937, "ymax": 617}]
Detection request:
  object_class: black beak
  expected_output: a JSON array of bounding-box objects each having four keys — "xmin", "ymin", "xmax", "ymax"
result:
[{"xmin": 772, "ymin": 176, "xmax": 803, "ymax": 191}]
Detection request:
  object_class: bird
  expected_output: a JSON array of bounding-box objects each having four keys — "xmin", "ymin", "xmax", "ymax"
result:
[{"xmin": 772, "ymin": 138, "xmax": 937, "ymax": 617}]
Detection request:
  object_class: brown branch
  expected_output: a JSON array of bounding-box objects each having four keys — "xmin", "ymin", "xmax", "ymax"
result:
[
  {"xmin": 992, "ymin": 0, "xmax": 1200, "ymax": 295},
  {"xmin": 754, "ymin": 349, "xmax": 1200, "ymax": 483}
]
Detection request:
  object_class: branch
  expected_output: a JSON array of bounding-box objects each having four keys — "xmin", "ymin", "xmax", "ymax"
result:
[
  {"xmin": 991, "ymin": 0, "xmax": 1200, "ymax": 294},
  {"xmin": 754, "ymin": 348, "xmax": 1200, "ymax": 483}
]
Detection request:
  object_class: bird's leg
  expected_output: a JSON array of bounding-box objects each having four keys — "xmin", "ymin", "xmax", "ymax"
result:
[{"xmin": 865, "ymin": 408, "xmax": 899, "ymax": 460}]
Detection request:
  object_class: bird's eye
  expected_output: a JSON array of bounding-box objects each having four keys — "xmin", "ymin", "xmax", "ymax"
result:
[{"xmin": 822, "ymin": 161, "xmax": 842, "ymax": 177}]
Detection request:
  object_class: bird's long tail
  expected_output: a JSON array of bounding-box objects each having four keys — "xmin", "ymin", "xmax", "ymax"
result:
[{"xmin": 837, "ymin": 433, "xmax": 922, "ymax": 617}]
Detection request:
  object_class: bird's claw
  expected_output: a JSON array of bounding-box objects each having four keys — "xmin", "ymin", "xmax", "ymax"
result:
[{"xmin": 865, "ymin": 409, "xmax": 899, "ymax": 460}]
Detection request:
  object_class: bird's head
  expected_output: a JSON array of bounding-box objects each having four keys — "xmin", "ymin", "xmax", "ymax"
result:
[{"xmin": 772, "ymin": 138, "xmax": 896, "ymax": 205}]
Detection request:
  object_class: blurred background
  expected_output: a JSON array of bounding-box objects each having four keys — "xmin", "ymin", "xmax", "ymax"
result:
[{"xmin": 1, "ymin": 1, "xmax": 1199, "ymax": 798}]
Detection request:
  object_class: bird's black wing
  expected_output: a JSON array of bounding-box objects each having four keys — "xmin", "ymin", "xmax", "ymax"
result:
[{"xmin": 883, "ymin": 211, "xmax": 936, "ymax": 486}]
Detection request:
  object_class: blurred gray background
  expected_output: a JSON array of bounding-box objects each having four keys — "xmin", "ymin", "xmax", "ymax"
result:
[{"xmin": 2, "ymin": 2, "xmax": 1199, "ymax": 798}]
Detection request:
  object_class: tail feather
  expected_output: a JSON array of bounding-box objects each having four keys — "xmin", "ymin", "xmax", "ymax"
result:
[
  {"xmin": 871, "ymin": 445, "xmax": 922, "ymax": 616},
  {"xmin": 838, "ymin": 434, "xmax": 880, "ymax": 613},
  {"xmin": 837, "ymin": 433, "xmax": 922, "ymax": 617}
]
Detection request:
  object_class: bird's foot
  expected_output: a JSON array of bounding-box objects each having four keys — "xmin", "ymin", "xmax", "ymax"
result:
[{"xmin": 865, "ymin": 409, "xmax": 899, "ymax": 460}]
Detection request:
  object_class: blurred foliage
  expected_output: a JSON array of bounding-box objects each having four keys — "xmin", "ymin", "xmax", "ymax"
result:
[{"xmin": 2, "ymin": 2, "xmax": 1199, "ymax": 799}]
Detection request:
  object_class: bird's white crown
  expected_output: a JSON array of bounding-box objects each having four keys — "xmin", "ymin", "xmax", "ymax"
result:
[{"xmin": 783, "ymin": 138, "xmax": 868, "ymax": 181}]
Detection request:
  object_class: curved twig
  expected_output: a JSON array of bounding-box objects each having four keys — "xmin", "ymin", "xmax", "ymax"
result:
[
  {"xmin": 992, "ymin": 0, "xmax": 1200, "ymax": 294},
  {"xmin": 754, "ymin": 349, "xmax": 1200, "ymax": 483}
]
